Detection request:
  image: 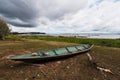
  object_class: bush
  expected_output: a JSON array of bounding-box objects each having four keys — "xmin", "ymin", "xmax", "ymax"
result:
[{"xmin": 0, "ymin": 18, "xmax": 10, "ymax": 40}]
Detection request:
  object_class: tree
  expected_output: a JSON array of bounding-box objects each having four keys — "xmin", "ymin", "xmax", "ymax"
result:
[{"xmin": 0, "ymin": 18, "xmax": 10, "ymax": 40}]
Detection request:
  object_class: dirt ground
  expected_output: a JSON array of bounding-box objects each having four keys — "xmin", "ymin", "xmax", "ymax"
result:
[{"xmin": 0, "ymin": 40, "xmax": 120, "ymax": 80}]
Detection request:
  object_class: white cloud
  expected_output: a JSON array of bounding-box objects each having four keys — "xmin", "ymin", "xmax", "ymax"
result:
[
  {"xmin": 44, "ymin": 0, "xmax": 120, "ymax": 33},
  {"xmin": 4, "ymin": 0, "xmax": 120, "ymax": 33}
]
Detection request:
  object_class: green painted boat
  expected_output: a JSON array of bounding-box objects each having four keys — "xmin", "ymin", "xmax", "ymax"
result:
[{"xmin": 9, "ymin": 44, "xmax": 93, "ymax": 62}]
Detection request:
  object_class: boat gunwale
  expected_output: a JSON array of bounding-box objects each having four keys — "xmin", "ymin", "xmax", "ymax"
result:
[{"xmin": 10, "ymin": 44, "xmax": 93, "ymax": 61}]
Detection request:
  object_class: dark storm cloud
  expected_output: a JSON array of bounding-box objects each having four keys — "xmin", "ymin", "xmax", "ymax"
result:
[
  {"xmin": 8, "ymin": 21, "xmax": 35, "ymax": 27},
  {"xmin": 0, "ymin": 0, "xmax": 88, "ymax": 28},
  {"xmin": 0, "ymin": 0, "xmax": 38, "ymax": 27}
]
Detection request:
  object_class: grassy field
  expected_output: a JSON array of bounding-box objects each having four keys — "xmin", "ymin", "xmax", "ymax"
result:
[
  {"xmin": 0, "ymin": 39, "xmax": 120, "ymax": 80},
  {"xmin": 6, "ymin": 35, "xmax": 120, "ymax": 48}
]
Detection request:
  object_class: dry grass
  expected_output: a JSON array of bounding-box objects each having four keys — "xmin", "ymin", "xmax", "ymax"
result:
[{"xmin": 0, "ymin": 40, "xmax": 120, "ymax": 80}]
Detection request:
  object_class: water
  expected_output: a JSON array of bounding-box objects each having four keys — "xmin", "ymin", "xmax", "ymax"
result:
[
  {"xmin": 18, "ymin": 33, "xmax": 120, "ymax": 39},
  {"xmin": 51, "ymin": 33, "xmax": 120, "ymax": 39},
  {"xmin": 88, "ymin": 34, "xmax": 120, "ymax": 39}
]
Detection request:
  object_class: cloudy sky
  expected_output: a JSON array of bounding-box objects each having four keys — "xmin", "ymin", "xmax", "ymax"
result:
[{"xmin": 0, "ymin": 0, "xmax": 120, "ymax": 33}]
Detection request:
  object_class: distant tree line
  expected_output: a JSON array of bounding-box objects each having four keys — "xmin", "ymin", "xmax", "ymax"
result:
[
  {"xmin": 0, "ymin": 18, "xmax": 10, "ymax": 40},
  {"xmin": 11, "ymin": 32, "xmax": 46, "ymax": 35}
]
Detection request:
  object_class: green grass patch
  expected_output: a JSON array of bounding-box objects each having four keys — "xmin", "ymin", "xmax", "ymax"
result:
[{"xmin": 6, "ymin": 35, "xmax": 120, "ymax": 48}]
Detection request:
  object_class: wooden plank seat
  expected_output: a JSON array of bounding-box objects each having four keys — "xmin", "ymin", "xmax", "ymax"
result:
[
  {"xmin": 47, "ymin": 50, "xmax": 56, "ymax": 56},
  {"xmin": 55, "ymin": 48, "xmax": 68, "ymax": 55},
  {"xmin": 83, "ymin": 45, "xmax": 89, "ymax": 49},
  {"xmin": 66, "ymin": 47, "xmax": 78, "ymax": 53},
  {"xmin": 76, "ymin": 46, "xmax": 85, "ymax": 50}
]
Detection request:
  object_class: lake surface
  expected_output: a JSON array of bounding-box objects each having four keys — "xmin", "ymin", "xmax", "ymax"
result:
[
  {"xmin": 87, "ymin": 34, "xmax": 120, "ymax": 39},
  {"xmin": 51, "ymin": 33, "xmax": 120, "ymax": 39}
]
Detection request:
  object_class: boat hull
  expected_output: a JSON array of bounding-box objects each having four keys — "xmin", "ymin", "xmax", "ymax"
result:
[{"xmin": 9, "ymin": 44, "xmax": 93, "ymax": 63}]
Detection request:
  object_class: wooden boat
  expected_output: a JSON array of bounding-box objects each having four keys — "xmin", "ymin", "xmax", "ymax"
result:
[{"xmin": 9, "ymin": 44, "xmax": 93, "ymax": 63}]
